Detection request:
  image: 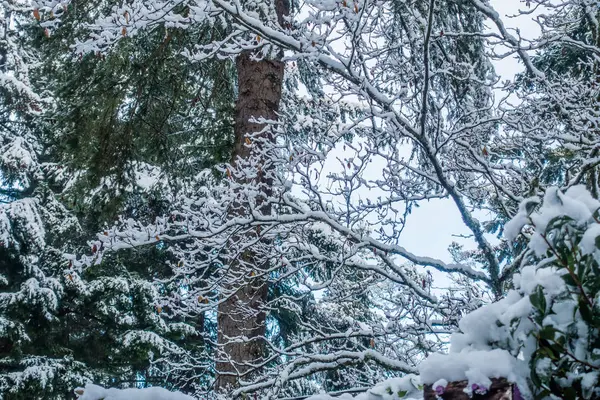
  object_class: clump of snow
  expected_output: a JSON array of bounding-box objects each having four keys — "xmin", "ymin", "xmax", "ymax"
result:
[
  {"xmin": 580, "ymin": 223, "xmax": 600, "ymax": 255},
  {"xmin": 75, "ymin": 384, "xmax": 196, "ymax": 400},
  {"xmin": 432, "ymin": 379, "xmax": 448, "ymax": 396},
  {"xmin": 503, "ymin": 196, "xmax": 539, "ymax": 241},
  {"xmin": 417, "ymin": 261, "xmax": 559, "ymax": 397},
  {"xmin": 0, "ymin": 198, "xmax": 46, "ymax": 250},
  {"xmin": 0, "ymin": 136, "xmax": 39, "ymax": 186},
  {"xmin": 432, "ymin": 378, "xmax": 447, "ymax": 389},
  {"xmin": 419, "ymin": 185, "xmax": 600, "ymax": 398},
  {"xmin": 505, "ymin": 185, "xmax": 600, "ymax": 256},
  {"xmin": 420, "ymin": 349, "xmax": 524, "ymax": 389},
  {"xmin": 581, "ymin": 371, "xmax": 600, "ymax": 394}
]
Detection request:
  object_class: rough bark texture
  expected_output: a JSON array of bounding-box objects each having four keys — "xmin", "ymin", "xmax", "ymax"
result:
[
  {"xmin": 215, "ymin": 0, "xmax": 289, "ymax": 393},
  {"xmin": 424, "ymin": 379, "xmax": 513, "ymax": 400}
]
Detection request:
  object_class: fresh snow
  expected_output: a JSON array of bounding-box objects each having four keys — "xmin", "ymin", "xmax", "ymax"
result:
[
  {"xmin": 506, "ymin": 185, "xmax": 600, "ymax": 256},
  {"xmin": 72, "ymin": 377, "xmax": 424, "ymax": 400},
  {"xmin": 75, "ymin": 384, "xmax": 196, "ymax": 400},
  {"xmin": 418, "ymin": 185, "xmax": 600, "ymax": 398}
]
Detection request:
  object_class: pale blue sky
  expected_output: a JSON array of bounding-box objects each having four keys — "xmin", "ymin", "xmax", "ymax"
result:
[{"xmin": 401, "ymin": 0, "xmax": 540, "ymax": 265}]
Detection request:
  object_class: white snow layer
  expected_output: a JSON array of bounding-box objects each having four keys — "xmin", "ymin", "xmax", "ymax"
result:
[
  {"xmin": 505, "ymin": 185, "xmax": 600, "ymax": 256},
  {"xmin": 74, "ymin": 376, "xmax": 422, "ymax": 400},
  {"xmin": 75, "ymin": 384, "xmax": 196, "ymax": 400}
]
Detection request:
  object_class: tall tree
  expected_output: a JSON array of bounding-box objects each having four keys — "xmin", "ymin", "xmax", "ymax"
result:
[
  {"xmin": 0, "ymin": 2, "xmax": 85, "ymax": 397},
  {"xmin": 215, "ymin": 0, "xmax": 289, "ymax": 391},
  {"xmin": 21, "ymin": 0, "xmax": 600, "ymax": 398},
  {"xmin": 1, "ymin": 0, "xmax": 237, "ymax": 396},
  {"xmin": 61, "ymin": 0, "xmax": 499, "ymax": 397}
]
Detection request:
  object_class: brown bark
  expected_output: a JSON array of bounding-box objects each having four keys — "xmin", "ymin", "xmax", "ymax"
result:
[
  {"xmin": 215, "ymin": 0, "xmax": 289, "ymax": 394},
  {"xmin": 424, "ymin": 379, "xmax": 513, "ymax": 400}
]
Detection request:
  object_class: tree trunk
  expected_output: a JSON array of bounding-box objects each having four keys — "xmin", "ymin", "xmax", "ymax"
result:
[{"xmin": 215, "ymin": 0, "xmax": 289, "ymax": 393}]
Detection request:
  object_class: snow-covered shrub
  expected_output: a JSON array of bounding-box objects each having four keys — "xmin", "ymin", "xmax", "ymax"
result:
[{"xmin": 420, "ymin": 185, "xmax": 600, "ymax": 399}]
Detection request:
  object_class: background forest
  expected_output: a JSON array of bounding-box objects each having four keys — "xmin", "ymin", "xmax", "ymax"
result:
[{"xmin": 1, "ymin": 0, "xmax": 600, "ymax": 399}]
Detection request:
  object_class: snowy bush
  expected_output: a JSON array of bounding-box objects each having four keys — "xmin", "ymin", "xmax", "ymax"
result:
[{"xmin": 420, "ymin": 185, "xmax": 600, "ymax": 399}]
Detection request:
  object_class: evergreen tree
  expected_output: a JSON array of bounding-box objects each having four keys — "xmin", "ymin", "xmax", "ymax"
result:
[
  {"xmin": 1, "ymin": 1, "xmax": 235, "ymax": 397},
  {"xmin": 14, "ymin": 0, "xmax": 600, "ymax": 399},
  {"xmin": 56, "ymin": 0, "xmax": 500, "ymax": 397},
  {"xmin": 0, "ymin": 3, "xmax": 86, "ymax": 397}
]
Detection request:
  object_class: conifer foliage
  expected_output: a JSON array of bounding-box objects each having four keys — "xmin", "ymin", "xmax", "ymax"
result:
[{"xmin": 1, "ymin": 0, "xmax": 233, "ymax": 398}]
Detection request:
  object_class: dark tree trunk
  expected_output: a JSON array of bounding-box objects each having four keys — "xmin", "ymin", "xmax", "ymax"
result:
[{"xmin": 215, "ymin": 0, "xmax": 289, "ymax": 393}]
